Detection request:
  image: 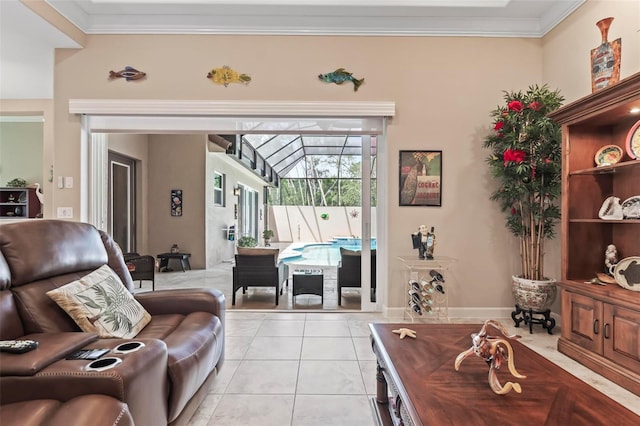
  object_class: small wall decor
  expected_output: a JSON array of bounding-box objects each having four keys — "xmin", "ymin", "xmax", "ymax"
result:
[
  {"xmin": 590, "ymin": 17, "xmax": 621, "ymax": 92},
  {"xmin": 171, "ymin": 189, "xmax": 182, "ymax": 216},
  {"xmin": 109, "ymin": 66, "xmax": 146, "ymax": 81},
  {"xmin": 349, "ymin": 209, "xmax": 359, "ymax": 218},
  {"xmin": 399, "ymin": 150, "xmax": 442, "ymax": 206},
  {"xmin": 318, "ymin": 68, "xmax": 364, "ymax": 91},
  {"xmin": 206, "ymin": 66, "xmax": 251, "ymax": 86},
  {"xmin": 320, "ymin": 213, "xmax": 329, "ymax": 220}
]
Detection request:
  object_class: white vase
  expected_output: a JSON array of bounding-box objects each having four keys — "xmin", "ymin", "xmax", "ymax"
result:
[{"xmin": 512, "ymin": 275, "xmax": 557, "ymax": 311}]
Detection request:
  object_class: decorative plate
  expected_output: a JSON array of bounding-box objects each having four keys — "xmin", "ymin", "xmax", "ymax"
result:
[
  {"xmin": 594, "ymin": 144, "xmax": 623, "ymax": 167},
  {"xmin": 613, "ymin": 256, "xmax": 640, "ymax": 291},
  {"xmin": 625, "ymin": 120, "xmax": 640, "ymax": 160},
  {"xmin": 621, "ymin": 195, "xmax": 640, "ymax": 219}
]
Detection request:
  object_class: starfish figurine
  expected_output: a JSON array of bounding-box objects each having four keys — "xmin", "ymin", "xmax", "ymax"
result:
[{"xmin": 392, "ymin": 328, "xmax": 417, "ymax": 339}]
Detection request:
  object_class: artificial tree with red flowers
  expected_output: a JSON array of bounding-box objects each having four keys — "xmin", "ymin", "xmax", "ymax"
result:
[{"xmin": 483, "ymin": 85, "xmax": 564, "ymax": 280}]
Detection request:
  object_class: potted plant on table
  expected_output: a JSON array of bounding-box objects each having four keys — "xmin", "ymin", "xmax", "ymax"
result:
[
  {"xmin": 483, "ymin": 84, "xmax": 564, "ymax": 313},
  {"xmin": 262, "ymin": 229, "xmax": 274, "ymax": 246}
]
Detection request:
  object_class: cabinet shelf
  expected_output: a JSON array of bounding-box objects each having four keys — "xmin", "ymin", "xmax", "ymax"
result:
[
  {"xmin": 570, "ymin": 160, "xmax": 639, "ymax": 176},
  {"xmin": 569, "ymin": 218, "xmax": 640, "ymax": 224}
]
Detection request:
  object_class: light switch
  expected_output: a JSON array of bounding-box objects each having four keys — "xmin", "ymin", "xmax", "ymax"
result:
[
  {"xmin": 57, "ymin": 176, "xmax": 64, "ymax": 189},
  {"xmin": 64, "ymin": 177, "xmax": 73, "ymax": 188}
]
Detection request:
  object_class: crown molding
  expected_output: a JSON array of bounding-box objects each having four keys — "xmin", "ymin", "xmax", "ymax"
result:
[
  {"xmin": 46, "ymin": 0, "xmax": 586, "ymax": 38},
  {"xmin": 69, "ymin": 99, "xmax": 396, "ymax": 117}
]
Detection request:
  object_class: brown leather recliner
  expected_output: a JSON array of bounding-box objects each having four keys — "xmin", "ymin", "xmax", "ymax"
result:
[
  {"xmin": 1, "ymin": 395, "xmax": 135, "ymax": 426},
  {"xmin": 0, "ymin": 220, "xmax": 225, "ymax": 426}
]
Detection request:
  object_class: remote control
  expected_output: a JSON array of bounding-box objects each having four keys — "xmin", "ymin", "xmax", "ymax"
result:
[{"xmin": 0, "ymin": 340, "xmax": 39, "ymax": 354}]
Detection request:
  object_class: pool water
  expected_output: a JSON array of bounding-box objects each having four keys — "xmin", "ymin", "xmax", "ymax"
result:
[{"xmin": 282, "ymin": 238, "xmax": 377, "ymax": 266}]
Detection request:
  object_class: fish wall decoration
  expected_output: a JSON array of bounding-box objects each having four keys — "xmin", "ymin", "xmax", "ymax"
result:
[
  {"xmin": 109, "ymin": 66, "xmax": 146, "ymax": 81},
  {"xmin": 207, "ymin": 66, "xmax": 251, "ymax": 87},
  {"xmin": 318, "ymin": 68, "xmax": 364, "ymax": 91}
]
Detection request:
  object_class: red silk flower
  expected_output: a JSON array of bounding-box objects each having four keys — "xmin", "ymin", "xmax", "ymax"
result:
[
  {"xmin": 503, "ymin": 149, "xmax": 526, "ymax": 165},
  {"xmin": 494, "ymin": 121, "xmax": 504, "ymax": 132},
  {"xmin": 507, "ymin": 100, "xmax": 523, "ymax": 112},
  {"xmin": 528, "ymin": 101, "xmax": 541, "ymax": 111}
]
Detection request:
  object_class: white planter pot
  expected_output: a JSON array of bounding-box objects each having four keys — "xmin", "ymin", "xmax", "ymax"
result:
[{"xmin": 512, "ymin": 275, "xmax": 557, "ymax": 311}]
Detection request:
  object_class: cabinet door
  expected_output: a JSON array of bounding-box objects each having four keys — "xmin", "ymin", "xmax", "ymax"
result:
[
  {"xmin": 603, "ymin": 303, "xmax": 640, "ymax": 375},
  {"xmin": 562, "ymin": 291, "xmax": 603, "ymax": 354}
]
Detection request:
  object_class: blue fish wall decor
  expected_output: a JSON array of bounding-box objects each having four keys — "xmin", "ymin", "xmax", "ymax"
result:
[{"xmin": 318, "ymin": 68, "xmax": 364, "ymax": 91}]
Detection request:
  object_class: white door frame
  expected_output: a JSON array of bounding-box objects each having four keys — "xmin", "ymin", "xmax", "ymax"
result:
[{"xmin": 70, "ymin": 99, "xmax": 394, "ymax": 312}]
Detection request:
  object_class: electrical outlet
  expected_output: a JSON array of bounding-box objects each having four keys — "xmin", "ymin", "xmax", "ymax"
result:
[{"xmin": 57, "ymin": 207, "xmax": 73, "ymax": 218}]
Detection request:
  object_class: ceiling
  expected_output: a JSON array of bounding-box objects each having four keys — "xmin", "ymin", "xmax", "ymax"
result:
[{"xmin": 43, "ymin": 0, "xmax": 586, "ymax": 37}]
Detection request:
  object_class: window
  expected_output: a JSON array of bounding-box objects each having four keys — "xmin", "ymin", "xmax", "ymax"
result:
[{"xmin": 213, "ymin": 172, "xmax": 225, "ymax": 206}]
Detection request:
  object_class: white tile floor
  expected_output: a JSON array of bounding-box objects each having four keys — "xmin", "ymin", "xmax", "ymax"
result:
[{"xmin": 145, "ymin": 270, "xmax": 640, "ymax": 425}]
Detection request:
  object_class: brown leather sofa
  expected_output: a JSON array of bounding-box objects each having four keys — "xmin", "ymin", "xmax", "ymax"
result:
[{"xmin": 0, "ymin": 220, "xmax": 225, "ymax": 426}]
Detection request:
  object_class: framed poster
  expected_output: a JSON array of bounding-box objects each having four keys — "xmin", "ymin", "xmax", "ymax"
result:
[
  {"xmin": 171, "ymin": 189, "xmax": 183, "ymax": 216},
  {"xmin": 399, "ymin": 150, "xmax": 442, "ymax": 206}
]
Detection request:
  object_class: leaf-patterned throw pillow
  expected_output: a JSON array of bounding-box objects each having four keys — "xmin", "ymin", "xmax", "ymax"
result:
[{"xmin": 47, "ymin": 265, "xmax": 151, "ymax": 338}]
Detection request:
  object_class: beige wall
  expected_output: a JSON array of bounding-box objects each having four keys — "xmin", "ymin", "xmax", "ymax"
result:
[
  {"xmin": 148, "ymin": 134, "xmax": 207, "ymax": 269},
  {"xmin": 108, "ymin": 133, "xmax": 150, "ymax": 253},
  {"xmin": 46, "ymin": 0, "xmax": 639, "ymax": 310},
  {"xmin": 543, "ymin": 0, "xmax": 640, "ymax": 103},
  {"xmin": 52, "ymin": 34, "xmax": 542, "ymax": 310}
]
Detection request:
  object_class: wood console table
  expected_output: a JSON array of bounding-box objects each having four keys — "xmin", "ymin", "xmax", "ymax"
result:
[{"xmin": 369, "ymin": 323, "xmax": 638, "ymax": 425}]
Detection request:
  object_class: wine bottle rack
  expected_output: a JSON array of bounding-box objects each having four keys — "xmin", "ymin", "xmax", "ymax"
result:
[{"xmin": 398, "ymin": 256, "xmax": 457, "ymax": 322}]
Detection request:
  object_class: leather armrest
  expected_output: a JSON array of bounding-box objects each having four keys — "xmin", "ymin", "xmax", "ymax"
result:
[
  {"xmin": 0, "ymin": 332, "xmax": 98, "ymax": 376},
  {"xmin": 135, "ymin": 288, "xmax": 225, "ymax": 323}
]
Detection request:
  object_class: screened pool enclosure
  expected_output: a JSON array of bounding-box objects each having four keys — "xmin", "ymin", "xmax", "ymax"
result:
[{"xmin": 240, "ymin": 134, "xmax": 377, "ymax": 208}]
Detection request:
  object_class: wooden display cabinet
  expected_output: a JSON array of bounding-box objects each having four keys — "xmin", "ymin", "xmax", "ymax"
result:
[
  {"xmin": 548, "ymin": 72, "xmax": 640, "ymax": 396},
  {"xmin": 0, "ymin": 187, "xmax": 40, "ymax": 219}
]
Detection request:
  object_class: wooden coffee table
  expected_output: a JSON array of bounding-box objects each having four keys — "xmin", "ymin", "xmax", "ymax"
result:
[{"xmin": 369, "ymin": 323, "xmax": 638, "ymax": 426}]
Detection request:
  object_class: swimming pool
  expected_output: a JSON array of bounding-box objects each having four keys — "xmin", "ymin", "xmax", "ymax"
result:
[{"xmin": 281, "ymin": 238, "xmax": 377, "ymax": 266}]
